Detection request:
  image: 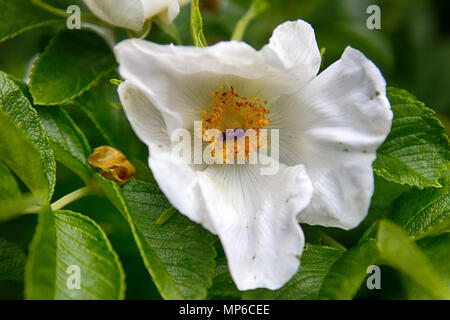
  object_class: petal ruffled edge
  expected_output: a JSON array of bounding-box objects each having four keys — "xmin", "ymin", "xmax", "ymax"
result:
[
  {"xmin": 272, "ymin": 47, "xmax": 392, "ymax": 230},
  {"xmin": 261, "ymin": 19, "xmax": 322, "ymax": 87},
  {"xmin": 198, "ymin": 161, "xmax": 313, "ymax": 290}
]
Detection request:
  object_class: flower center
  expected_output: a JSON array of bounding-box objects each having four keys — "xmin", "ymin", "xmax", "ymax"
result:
[{"xmin": 200, "ymin": 85, "xmax": 271, "ymax": 162}]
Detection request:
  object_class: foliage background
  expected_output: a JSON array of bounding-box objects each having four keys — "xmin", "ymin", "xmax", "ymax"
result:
[{"xmin": 0, "ymin": 0, "xmax": 448, "ymax": 299}]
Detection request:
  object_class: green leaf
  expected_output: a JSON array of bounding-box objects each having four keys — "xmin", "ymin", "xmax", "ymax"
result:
[
  {"xmin": 133, "ymin": 159, "xmax": 156, "ymax": 184},
  {"xmin": 25, "ymin": 206, "xmax": 125, "ymax": 300},
  {"xmin": 376, "ymin": 220, "xmax": 450, "ymax": 299},
  {"xmin": 389, "ymin": 177, "xmax": 449, "ymax": 238},
  {"xmin": 76, "ymin": 77, "xmax": 120, "ymax": 147},
  {"xmin": 37, "ymin": 106, "xmax": 92, "ymax": 184},
  {"xmin": 76, "ymin": 76, "xmax": 145, "ymax": 157},
  {"xmin": 0, "ymin": 72, "xmax": 56, "ymax": 199},
  {"xmin": 0, "ymin": 161, "xmax": 38, "ymax": 223},
  {"xmin": 0, "ymin": 238, "xmax": 26, "ymax": 282},
  {"xmin": 190, "ymin": 0, "xmax": 207, "ymax": 47},
  {"xmin": 370, "ymin": 175, "xmax": 412, "ymax": 209},
  {"xmin": 0, "ymin": 195, "xmax": 41, "ymax": 224},
  {"xmin": 30, "ymin": 30, "xmax": 117, "ymax": 105},
  {"xmin": 243, "ymin": 245, "xmax": 345, "ymax": 299},
  {"xmin": 0, "ymin": 0, "xmax": 61, "ymax": 43},
  {"xmin": 231, "ymin": 0, "xmax": 269, "ymax": 41},
  {"xmin": 24, "ymin": 204, "xmax": 57, "ymax": 299},
  {"xmin": 374, "ymin": 87, "xmax": 449, "ymax": 189},
  {"xmin": 417, "ymin": 234, "xmax": 450, "ymax": 289},
  {"xmin": 155, "ymin": 206, "xmax": 177, "ymax": 225},
  {"xmin": 318, "ymin": 240, "xmax": 379, "ymax": 300},
  {"xmin": 7, "ymin": 74, "xmax": 33, "ymax": 102},
  {"xmin": 0, "ymin": 111, "xmax": 49, "ymax": 201},
  {"xmin": 0, "ymin": 162, "xmax": 21, "ymax": 203},
  {"xmin": 94, "ymin": 174, "xmax": 216, "ymax": 300},
  {"xmin": 400, "ymin": 234, "xmax": 450, "ymax": 299}
]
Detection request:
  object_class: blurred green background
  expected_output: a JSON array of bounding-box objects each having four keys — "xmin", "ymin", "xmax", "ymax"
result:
[{"xmin": 0, "ymin": 0, "xmax": 449, "ymax": 299}]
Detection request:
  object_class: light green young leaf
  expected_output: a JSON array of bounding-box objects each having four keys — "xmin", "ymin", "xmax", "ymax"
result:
[
  {"xmin": 37, "ymin": 106, "xmax": 92, "ymax": 184},
  {"xmin": 0, "ymin": 111, "xmax": 49, "ymax": 201},
  {"xmin": 416, "ymin": 234, "xmax": 450, "ymax": 289},
  {"xmin": 25, "ymin": 206, "xmax": 126, "ymax": 300},
  {"xmin": 318, "ymin": 240, "xmax": 379, "ymax": 300},
  {"xmin": 0, "ymin": 238, "xmax": 26, "ymax": 282},
  {"xmin": 231, "ymin": 0, "xmax": 269, "ymax": 41},
  {"xmin": 0, "ymin": 195, "xmax": 42, "ymax": 224},
  {"xmin": 243, "ymin": 245, "xmax": 345, "ymax": 299},
  {"xmin": 190, "ymin": 0, "xmax": 207, "ymax": 47},
  {"xmin": 0, "ymin": 0, "xmax": 61, "ymax": 43},
  {"xmin": 402, "ymin": 234, "xmax": 450, "ymax": 299},
  {"xmin": 0, "ymin": 162, "xmax": 21, "ymax": 203},
  {"xmin": 374, "ymin": 87, "xmax": 449, "ymax": 189},
  {"xmin": 94, "ymin": 174, "xmax": 216, "ymax": 300},
  {"xmin": 389, "ymin": 177, "xmax": 449, "ymax": 238},
  {"xmin": 0, "ymin": 161, "xmax": 37, "ymax": 223},
  {"xmin": 24, "ymin": 204, "xmax": 57, "ymax": 299},
  {"xmin": 377, "ymin": 220, "xmax": 450, "ymax": 299},
  {"xmin": 0, "ymin": 72, "xmax": 56, "ymax": 199},
  {"xmin": 30, "ymin": 30, "xmax": 117, "ymax": 105}
]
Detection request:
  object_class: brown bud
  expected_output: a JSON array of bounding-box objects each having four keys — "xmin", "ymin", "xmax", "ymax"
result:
[{"xmin": 88, "ymin": 146, "xmax": 136, "ymax": 186}]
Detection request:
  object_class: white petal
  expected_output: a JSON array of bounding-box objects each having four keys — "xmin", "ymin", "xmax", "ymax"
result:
[
  {"xmin": 122, "ymin": 104, "xmax": 314, "ymax": 291},
  {"xmin": 164, "ymin": 0, "xmax": 181, "ymax": 23},
  {"xmin": 118, "ymin": 82, "xmax": 213, "ymax": 230},
  {"xmin": 148, "ymin": 148, "xmax": 216, "ymax": 232},
  {"xmin": 114, "ymin": 40, "xmax": 296, "ymax": 136},
  {"xmin": 115, "ymin": 39, "xmax": 275, "ymax": 86},
  {"xmin": 118, "ymin": 82, "xmax": 170, "ymax": 147},
  {"xmin": 198, "ymin": 161, "xmax": 313, "ymax": 290},
  {"xmin": 272, "ymin": 47, "xmax": 392, "ymax": 230},
  {"xmin": 122, "ymin": 101, "xmax": 314, "ymax": 290},
  {"xmin": 142, "ymin": 0, "xmax": 179, "ymax": 23},
  {"xmin": 114, "ymin": 20, "xmax": 322, "ymax": 132},
  {"xmin": 83, "ymin": 0, "xmax": 145, "ymax": 31},
  {"xmin": 261, "ymin": 19, "xmax": 321, "ymax": 88}
]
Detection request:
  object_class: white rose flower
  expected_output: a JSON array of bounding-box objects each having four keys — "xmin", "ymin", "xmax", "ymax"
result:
[
  {"xmin": 114, "ymin": 19, "xmax": 393, "ymax": 290},
  {"xmin": 82, "ymin": 0, "xmax": 191, "ymax": 31}
]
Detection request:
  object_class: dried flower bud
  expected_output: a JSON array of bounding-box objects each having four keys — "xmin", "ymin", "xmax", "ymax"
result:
[{"xmin": 88, "ymin": 146, "xmax": 136, "ymax": 186}]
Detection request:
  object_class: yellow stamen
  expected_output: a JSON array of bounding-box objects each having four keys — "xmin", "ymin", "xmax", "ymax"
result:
[{"xmin": 200, "ymin": 85, "xmax": 271, "ymax": 162}]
